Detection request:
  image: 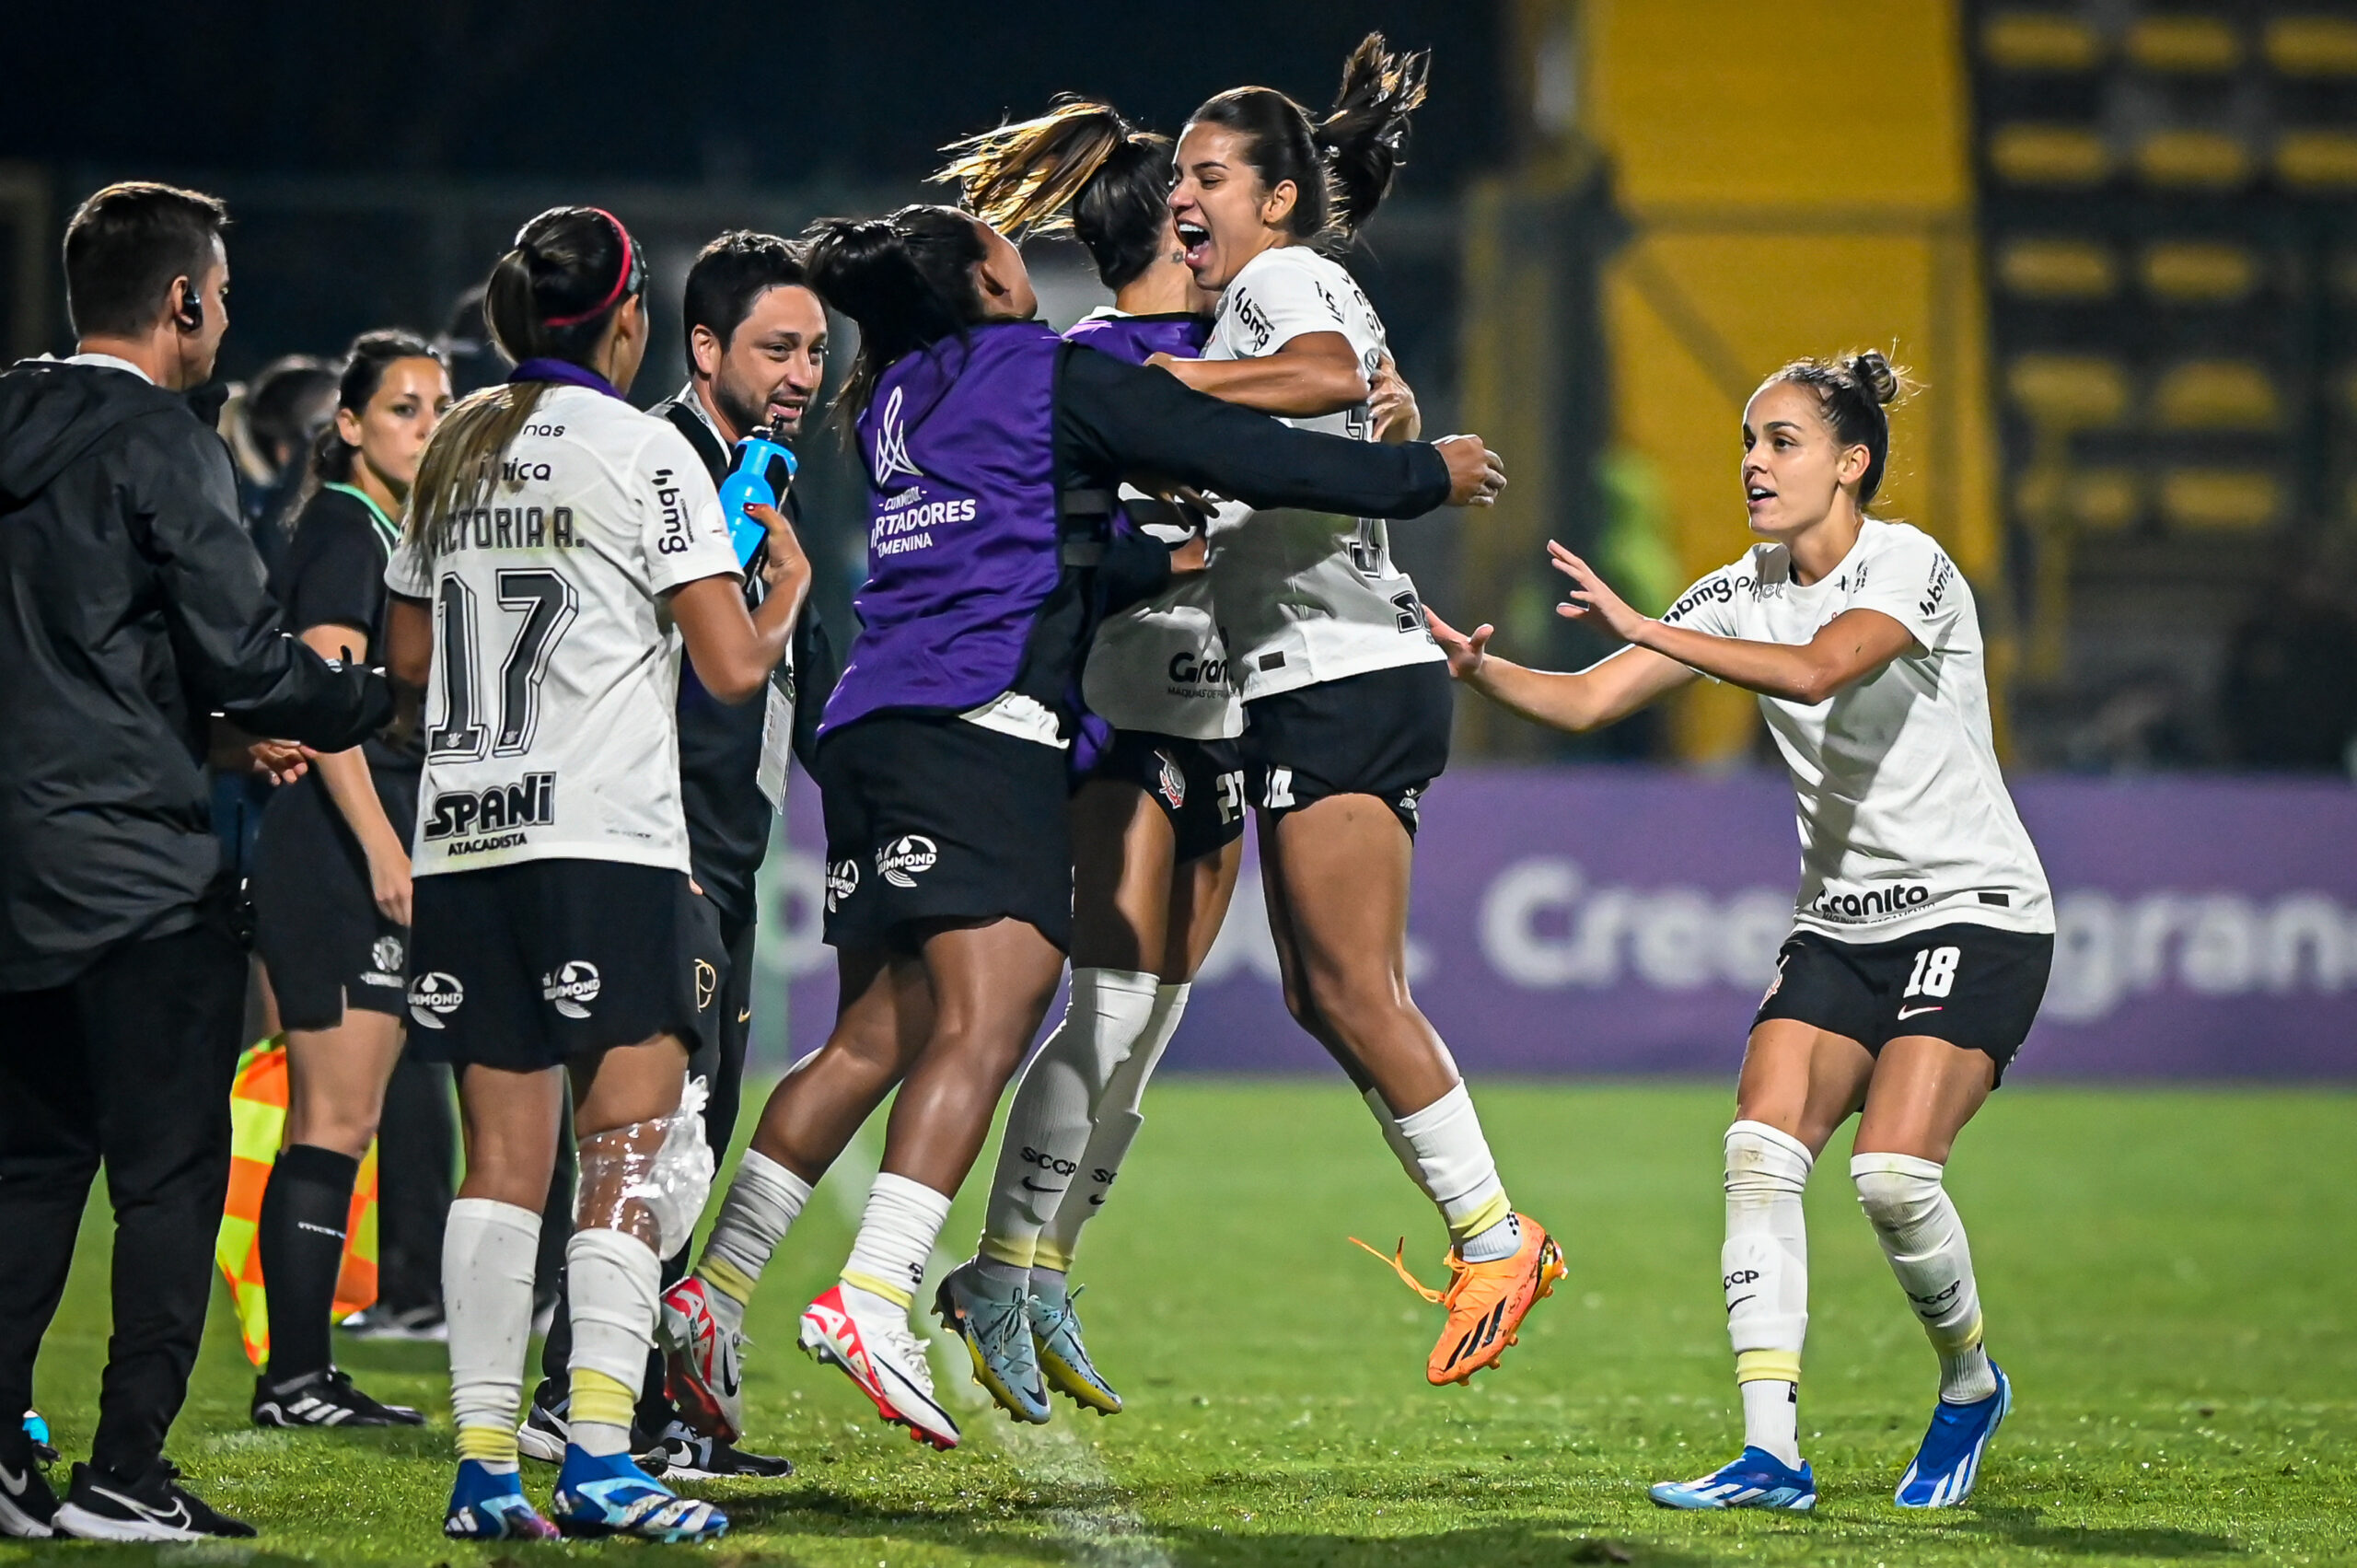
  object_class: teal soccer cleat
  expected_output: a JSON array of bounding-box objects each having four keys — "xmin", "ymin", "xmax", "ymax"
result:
[
  {"xmin": 1030, "ymin": 1284, "xmax": 1121, "ymax": 1414},
  {"xmin": 935, "ymin": 1261, "xmax": 1051, "ymax": 1423}
]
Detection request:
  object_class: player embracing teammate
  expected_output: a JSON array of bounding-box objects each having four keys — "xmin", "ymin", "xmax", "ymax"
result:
[{"xmin": 1434, "ymin": 351, "xmax": 2050, "ymax": 1511}]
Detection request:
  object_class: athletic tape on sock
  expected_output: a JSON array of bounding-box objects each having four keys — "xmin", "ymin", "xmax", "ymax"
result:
[
  {"xmin": 444, "ymin": 1198, "xmax": 541, "ymax": 1451},
  {"xmin": 1393, "ymin": 1084, "xmax": 1511, "ymax": 1240},
  {"xmin": 844, "ymin": 1172, "xmax": 953, "ymax": 1310},
  {"xmin": 1723, "ymin": 1121, "xmax": 1813, "ymax": 1370},
  {"xmin": 1852, "ymin": 1152, "xmax": 1992, "ymax": 1397},
  {"xmin": 566, "ymin": 1225, "xmax": 663, "ymax": 1429},
  {"xmin": 700, "ymin": 1145, "xmax": 811, "ymax": 1300}
]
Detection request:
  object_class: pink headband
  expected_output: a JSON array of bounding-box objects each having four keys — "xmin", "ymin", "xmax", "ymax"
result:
[{"xmin": 541, "ymin": 208, "xmax": 638, "ymax": 328}]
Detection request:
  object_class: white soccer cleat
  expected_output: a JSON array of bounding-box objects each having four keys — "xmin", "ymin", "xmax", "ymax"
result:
[{"xmin": 797, "ymin": 1283, "xmax": 960, "ymax": 1450}]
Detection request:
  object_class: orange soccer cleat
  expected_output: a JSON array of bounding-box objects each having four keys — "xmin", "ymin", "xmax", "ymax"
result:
[{"xmin": 1353, "ymin": 1214, "xmax": 1566, "ymax": 1385}]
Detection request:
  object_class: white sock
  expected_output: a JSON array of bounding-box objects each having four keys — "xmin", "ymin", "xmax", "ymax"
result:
[
  {"xmin": 1852, "ymin": 1152, "xmax": 1996, "ymax": 1404},
  {"xmin": 1036, "ymin": 979, "xmax": 1185, "ymax": 1272},
  {"xmin": 696, "ymin": 1147, "xmax": 812, "ymax": 1331},
  {"xmin": 979, "ymin": 968, "xmax": 1159, "ymax": 1272},
  {"xmin": 566, "ymin": 1226, "xmax": 662, "ymax": 1456},
  {"xmin": 1724, "ymin": 1121, "xmax": 1812, "ymax": 1469},
  {"xmin": 443, "ymin": 1198, "xmax": 540, "ymax": 1471},
  {"xmin": 842, "ymin": 1172, "xmax": 954, "ymax": 1308},
  {"xmin": 1391, "ymin": 1083, "xmax": 1513, "ymax": 1248}
]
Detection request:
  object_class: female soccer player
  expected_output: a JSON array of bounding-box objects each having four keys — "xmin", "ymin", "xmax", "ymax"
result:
[
  {"xmin": 1429, "ymin": 351, "xmax": 2050, "ymax": 1512},
  {"xmin": 385, "ymin": 204, "xmax": 808, "ymax": 1541},
  {"xmin": 656, "ymin": 203, "xmax": 1503, "ymax": 1453},
  {"xmin": 922, "ymin": 99, "xmax": 1245, "ymax": 1423},
  {"xmin": 1154, "ymin": 36, "xmax": 1566, "ymax": 1387},
  {"xmin": 247, "ymin": 330, "xmax": 449, "ymax": 1431}
]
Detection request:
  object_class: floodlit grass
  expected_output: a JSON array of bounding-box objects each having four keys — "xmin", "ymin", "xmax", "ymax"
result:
[{"xmin": 13, "ymin": 1080, "xmax": 2355, "ymax": 1564}]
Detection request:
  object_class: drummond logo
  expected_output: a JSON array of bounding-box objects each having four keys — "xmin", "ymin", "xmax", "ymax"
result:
[
  {"xmin": 541, "ymin": 960, "xmax": 601, "ymax": 1019},
  {"xmin": 424, "ymin": 772, "xmax": 555, "ymax": 842},
  {"xmin": 877, "ymin": 834, "xmax": 938, "ymax": 889},
  {"xmin": 407, "ymin": 971, "xmax": 464, "ymax": 1029},
  {"xmin": 825, "ymin": 858, "xmax": 860, "ymax": 912},
  {"xmin": 1811, "ymin": 883, "xmax": 1933, "ymax": 922}
]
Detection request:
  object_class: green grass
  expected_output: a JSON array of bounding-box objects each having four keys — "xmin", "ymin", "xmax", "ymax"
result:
[{"xmin": 15, "ymin": 1081, "xmax": 2357, "ymax": 1565}]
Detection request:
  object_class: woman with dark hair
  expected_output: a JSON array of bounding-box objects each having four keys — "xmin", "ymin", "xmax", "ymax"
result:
[
  {"xmin": 1431, "ymin": 352, "xmax": 2050, "ymax": 1513},
  {"xmin": 384, "ymin": 204, "xmax": 807, "ymax": 1542},
  {"xmin": 656, "ymin": 201, "xmax": 1502, "ymax": 1453},
  {"xmin": 1155, "ymin": 35, "xmax": 1568, "ymax": 1391},
  {"xmin": 247, "ymin": 329, "xmax": 449, "ymax": 1432}
]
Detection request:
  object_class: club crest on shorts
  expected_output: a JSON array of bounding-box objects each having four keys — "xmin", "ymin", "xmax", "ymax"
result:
[
  {"xmin": 542, "ymin": 959, "xmax": 602, "ymax": 1019},
  {"xmin": 407, "ymin": 971, "xmax": 463, "ymax": 1029},
  {"xmin": 877, "ymin": 833, "xmax": 938, "ymax": 889},
  {"xmin": 1154, "ymin": 749, "xmax": 1186, "ymax": 811},
  {"xmin": 826, "ymin": 857, "xmax": 859, "ymax": 912},
  {"xmin": 694, "ymin": 958, "xmax": 718, "ymax": 1012}
]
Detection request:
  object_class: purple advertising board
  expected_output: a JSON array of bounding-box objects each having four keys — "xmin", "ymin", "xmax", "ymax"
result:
[{"xmin": 755, "ymin": 768, "xmax": 2357, "ymax": 1079}]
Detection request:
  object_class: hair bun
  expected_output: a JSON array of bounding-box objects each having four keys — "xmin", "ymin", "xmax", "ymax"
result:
[{"xmin": 1847, "ymin": 349, "xmax": 1904, "ymax": 407}]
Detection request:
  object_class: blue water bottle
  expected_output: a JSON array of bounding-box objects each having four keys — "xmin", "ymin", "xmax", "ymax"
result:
[{"xmin": 718, "ymin": 426, "xmax": 797, "ymax": 567}]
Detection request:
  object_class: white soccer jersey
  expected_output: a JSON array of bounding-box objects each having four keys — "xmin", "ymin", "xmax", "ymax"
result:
[
  {"xmin": 385, "ymin": 384, "xmax": 741, "ymax": 877},
  {"xmin": 1661, "ymin": 517, "xmax": 2052, "ymax": 944},
  {"xmin": 1202, "ymin": 246, "xmax": 1444, "ymax": 702}
]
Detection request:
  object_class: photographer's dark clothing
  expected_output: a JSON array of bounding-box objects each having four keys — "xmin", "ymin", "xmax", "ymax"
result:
[
  {"xmin": 0, "ymin": 354, "xmax": 389, "ymax": 1479},
  {"xmin": 0, "ymin": 358, "xmax": 390, "ymax": 990}
]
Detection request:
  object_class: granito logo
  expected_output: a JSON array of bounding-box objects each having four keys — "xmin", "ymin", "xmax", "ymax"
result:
[
  {"xmin": 1810, "ymin": 883, "xmax": 1933, "ymax": 923},
  {"xmin": 877, "ymin": 835, "xmax": 938, "ymax": 889},
  {"xmin": 1154, "ymin": 749, "xmax": 1186, "ymax": 811},
  {"xmin": 1167, "ymin": 651, "xmax": 1227, "ymax": 687},
  {"xmin": 542, "ymin": 960, "xmax": 601, "ymax": 1019},
  {"xmin": 424, "ymin": 772, "xmax": 555, "ymax": 842},
  {"xmin": 825, "ymin": 858, "xmax": 860, "ymax": 912},
  {"xmin": 407, "ymin": 972, "xmax": 464, "ymax": 1029}
]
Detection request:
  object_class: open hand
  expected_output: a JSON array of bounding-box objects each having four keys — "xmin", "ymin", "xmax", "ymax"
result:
[
  {"xmin": 1423, "ymin": 607, "xmax": 1493, "ymax": 680},
  {"xmin": 1435, "ymin": 436, "xmax": 1506, "ymax": 507},
  {"xmin": 1549, "ymin": 540, "xmax": 1650, "ymax": 642},
  {"xmin": 1369, "ymin": 354, "xmax": 1421, "ymax": 443},
  {"xmin": 367, "ymin": 842, "xmax": 413, "ymax": 927},
  {"xmin": 249, "ymin": 739, "xmax": 315, "ymax": 785}
]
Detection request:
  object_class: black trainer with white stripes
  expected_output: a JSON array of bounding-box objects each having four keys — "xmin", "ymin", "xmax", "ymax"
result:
[{"xmin": 250, "ymin": 1366, "xmax": 424, "ymax": 1428}]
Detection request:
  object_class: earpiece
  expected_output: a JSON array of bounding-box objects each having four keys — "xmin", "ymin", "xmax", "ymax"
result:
[{"xmin": 174, "ymin": 281, "xmax": 203, "ymax": 333}]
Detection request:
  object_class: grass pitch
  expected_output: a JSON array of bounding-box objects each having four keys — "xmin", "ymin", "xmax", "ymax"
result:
[{"xmin": 15, "ymin": 1080, "xmax": 2356, "ymax": 1565}]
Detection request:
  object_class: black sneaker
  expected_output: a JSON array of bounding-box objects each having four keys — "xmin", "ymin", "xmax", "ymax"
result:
[
  {"xmin": 655, "ymin": 1421, "xmax": 795, "ymax": 1481},
  {"xmin": 0, "ymin": 1439, "xmax": 58, "ymax": 1539},
  {"xmin": 52, "ymin": 1459, "xmax": 254, "ymax": 1540},
  {"xmin": 251, "ymin": 1367, "xmax": 426, "ymax": 1428},
  {"xmin": 515, "ymin": 1379, "xmax": 669, "ymax": 1474},
  {"xmin": 340, "ymin": 1303, "xmax": 447, "ymax": 1342}
]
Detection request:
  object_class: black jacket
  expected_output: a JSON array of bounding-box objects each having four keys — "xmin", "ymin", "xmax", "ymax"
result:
[
  {"xmin": 0, "ymin": 359, "xmax": 392, "ymax": 988},
  {"xmin": 656, "ymin": 393, "xmax": 837, "ymax": 928}
]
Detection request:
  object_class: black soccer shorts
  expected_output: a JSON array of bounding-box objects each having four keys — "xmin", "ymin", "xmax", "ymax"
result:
[
  {"xmin": 1238, "ymin": 659, "xmax": 1452, "ymax": 837},
  {"xmin": 1753, "ymin": 921, "xmax": 2055, "ymax": 1083}
]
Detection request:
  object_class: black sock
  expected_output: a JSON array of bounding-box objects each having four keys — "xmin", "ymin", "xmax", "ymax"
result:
[{"xmin": 257, "ymin": 1144, "xmax": 359, "ymax": 1382}]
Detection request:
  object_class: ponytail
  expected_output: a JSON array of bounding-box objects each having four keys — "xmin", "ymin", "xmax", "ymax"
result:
[
  {"xmin": 405, "ymin": 205, "xmax": 645, "ymax": 561},
  {"xmin": 805, "ymin": 205, "xmax": 990, "ymax": 426},
  {"xmin": 304, "ymin": 328, "xmax": 441, "ymax": 496},
  {"xmin": 1185, "ymin": 31, "xmax": 1429, "ymax": 247},
  {"xmin": 1314, "ymin": 34, "xmax": 1430, "ymax": 236},
  {"xmin": 937, "ymin": 99, "xmax": 1177, "ymax": 292}
]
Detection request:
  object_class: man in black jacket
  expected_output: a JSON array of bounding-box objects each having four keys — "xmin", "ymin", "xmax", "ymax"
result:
[
  {"xmin": 524, "ymin": 230, "xmax": 831, "ymax": 1481},
  {"xmin": 0, "ymin": 182, "xmax": 390, "ymax": 1542}
]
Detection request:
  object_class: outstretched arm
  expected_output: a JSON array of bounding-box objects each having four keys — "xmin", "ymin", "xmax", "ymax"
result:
[
  {"xmin": 1549, "ymin": 542, "xmax": 1918, "ymax": 705},
  {"xmin": 1145, "ymin": 331, "xmax": 1368, "ymax": 418},
  {"xmin": 1426, "ymin": 607, "xmax": 1697, "ymax": 732}
]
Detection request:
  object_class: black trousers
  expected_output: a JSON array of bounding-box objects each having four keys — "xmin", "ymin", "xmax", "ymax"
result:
[
  {"xmin": 541, "ymin": 911, "xmax": 755, "ymax": 1421},
  {"xmin": 0, "ymin": 914, "xmax": 248, "ymax": 1474}
]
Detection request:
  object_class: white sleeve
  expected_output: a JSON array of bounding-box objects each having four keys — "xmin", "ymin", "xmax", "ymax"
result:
[
  {"xmin": 1658, "ymin": 563, "xmax": 1747, "ymax": 639},
  {"xmin": 384, "ymin": 528, "xmax": 432, "ymax": 599},
  {"xmin": 1847, "ymin": 529, "xmax": 1962, "ymax": 653},
  {"xmin": 634, "ymin": 424, "xmax": 740, "ymax": 596},
  {"xmin": 1223, "ymin": 255, "xmax": 1358, "ymax": 357}
]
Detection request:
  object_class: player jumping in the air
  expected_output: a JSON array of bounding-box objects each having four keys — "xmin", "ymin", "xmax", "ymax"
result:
[
  {"xmin": 1430, "ymin": 351, "xmax": 2049, "ymax": 1511},
  {"xmin": 1160, "ymin": 37, "xmax": 1564, "ymax": 1386}
]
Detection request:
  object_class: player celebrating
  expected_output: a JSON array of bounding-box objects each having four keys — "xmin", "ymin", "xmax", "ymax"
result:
[
  {"xmin": 248, "ymin": 330, "xmax": 450, "ymax": 1431},
  {"xmin": 1156, "ymin": 37, "xmax": 1566, "ymax": 1386},
  {"xmin": 385, "ymin": 205, "xmax": 807, "ymax": 1540},
  {"xmin": 656, "ymin": 203, "xmax": 1503, "ymax": 1453},
  {"xmin": 1428, "ymin": 351, "xmax": 2049, "ymax": 1511},
  {"xmin": 925, "ymin": 99, "xmax": 1244, "ymax": 1422}
]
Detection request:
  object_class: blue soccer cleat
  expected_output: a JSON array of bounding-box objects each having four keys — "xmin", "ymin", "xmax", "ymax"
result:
[
  {"xmin": 935, "ymin": 1261, "xmax": 1050, "ymax": 1424},
  {"xmin": 1030, "ymin": 1284, "xmax": 1121, "ymax": 1415},
  {"xmin": 1895, "ymin": 1363, "xmax": 2011, "ymax": 1508},
  {"xmin": 442, "ymin": 1459, "xmax": 557, "ymax": 1540},
  {"xmin": 1650, "ymin": 1446, "xmax": 1818, "ymax": 1511},
  {"xmin": 551, "ymin": 1445, "xmax": 726, "ymax": 1541}
]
